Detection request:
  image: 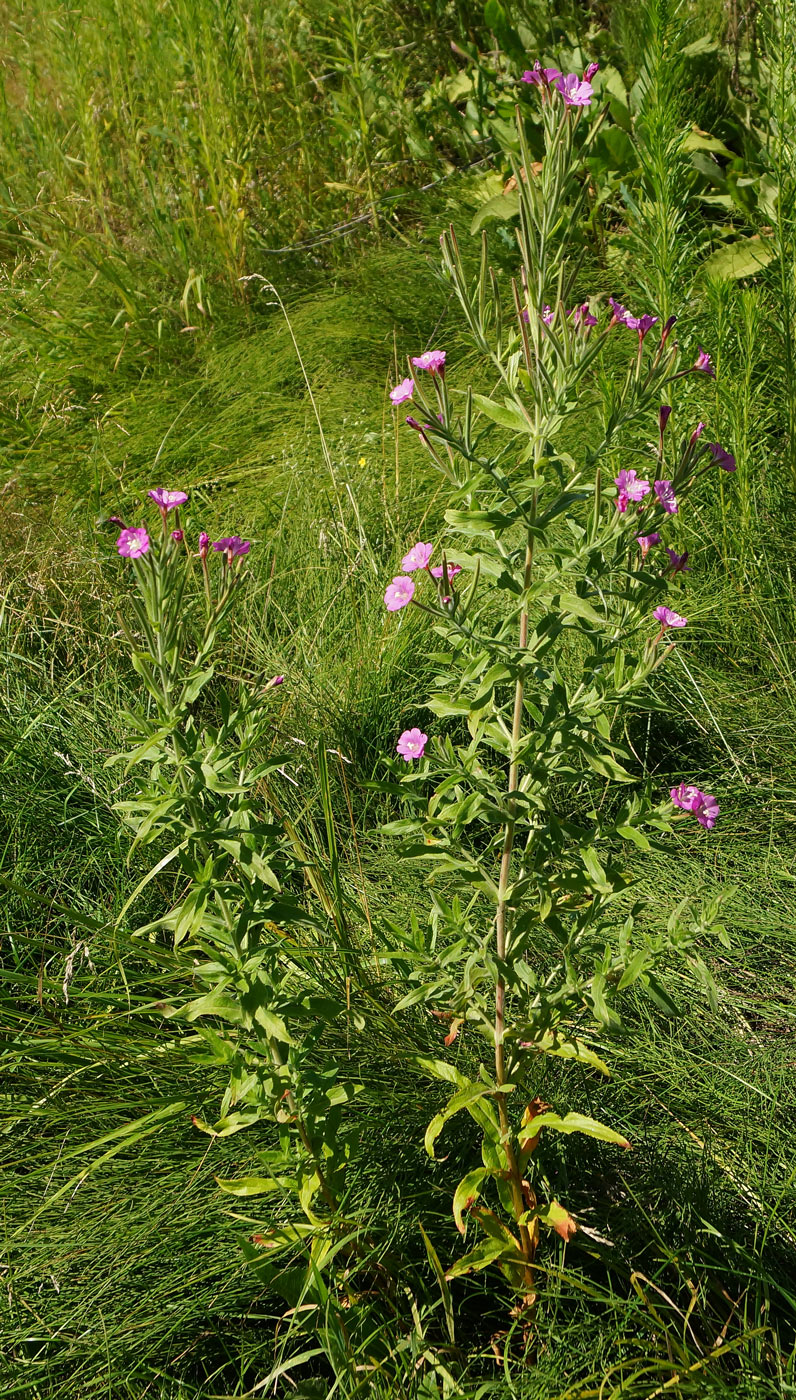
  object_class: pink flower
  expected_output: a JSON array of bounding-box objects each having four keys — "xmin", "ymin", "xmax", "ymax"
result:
[
  {"xmin": 171, "ymin": 529, "xmax": 184, "ymax": 542},
  {"xmin": 212, "ymin": 536, "xmax": 251, "ymax": 557},
  {"xmin": 148, "ymin": 488, "xmax": 188, "ymax": 510},
  {"xmin": 637, "ymin": 532, "xmax": 660, "ymax": 560},
  {"xmin": 390, "ymin": 377, "xmax": 415, "ymax": 405},
  {"xmin": 690, "ymin": 422, "xmax": 706, "ymax": 446},
  {"xmin": 693, "ymin": 347, "xmax": 715, "ymax": 377},
  {"xmin": 411, "ymin": 350, "xmax": 446, "ymax": 375},
  {"xmin": 695, "ymin": 792, "xmax": 720, "ymax": 829},
  {"xmin": 572, "ymin": 302, "xmax": 597, "ymax": 327},
  {"xmin": 396, "ymin": 727, "xmax": 428, "ymax": 761},
  {"xmin": 614, "ymin": 468, "xmax": 651, "ymax": 512},
  {"xmin": 198, "ymin": 531, "xmax": 210, "ymax": 559},
  {"xmin": 636, "ymin": 314, "xmax": 659, "ymax": 339},
  {"xmin": 707, "ymin": 442, "xmax": 736, "ymax": 472},
  {"xmin": 522, "ymin": 63, "xmax": 562, "ymax": 86},
  {"xmin": 266, "ymin": 675, "xmax": 284, "ymax": 688},
  {"xmin": 554, "ymin": 72, "xmax": 595, "ymax": 106},
  {"xmin": 671, "ymin": 783, "xmax": 719, "ymax": 829},
  {"xmin": 541, "ymin": 305, "xmax": 555, "ymax": 324},
  {"xmin": 608, "ymin": 297, "xmax": 634, "ymax": 326},
  {"xmin": 117, "ymin": 526, "xmax": 150, "ymax": 559},
  {"xmin": 584, "ymin": 62, "xmax": 600, "ymax": 82},
  {"xmin": 384, "ymin": 576, "xmax": 415, "ymax": 611},
  {"xmin": 654, "ymin": 479, "xmax": 678, "ymax": 514},
  {"xmin": 430, "ymin": 562, "xmax": 462, "ymax": 580},
  {"xmin": 665, "ymin": 548, "xmax": 690, "ymax": 574},
  {"xmin": 653, "ymin": 605, "xmax": 687, "ymax": 630},
  {"xmin": 401, "ymin": 541, "xmax": 434, "ymax": 572}
]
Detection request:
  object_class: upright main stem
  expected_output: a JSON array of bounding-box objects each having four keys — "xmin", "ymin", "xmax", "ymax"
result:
[{"xmin": 494, "ymin": 524, "xmax": 536, "ymax": 1279}]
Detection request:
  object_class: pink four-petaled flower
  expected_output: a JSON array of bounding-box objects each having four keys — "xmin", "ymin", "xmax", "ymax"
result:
[
  {"xmin": 653, "ymin": 605, "xmax": 687, "ymax": 630},
  {"xmin": 212, "ymin": 536, "xmax": 251, "ymax": 557},
  {"xmin": 390, "ymin": 377, "xmax": 415, "ymax": 405},
  {"xmin": 430, "ymin": 562, "xmax": 462, "ymax": 580},
  {"xmin": 411, "ymin": 350, "xmax": 446, "ymax": 375},
  {"xmin": 614, "ymin": 468, "xmax": 650, "ymax": 512},
  {"xmin": 636, "ymin": 533, "xmax": 660, "ymax": 560},
  {"xmin": 396, "ymin": 727, "xmax": 428, "ymax": 761},
  {"xmin": 148, "ymin": 488, "xmax": 188, "ymax": 510},
  {"xmin": 693, "ymin": 347, "xmax": 715, "ymax": 376},
  {"xmin": 401, "ymin": 541, "xmax": 434, "ymax": 572},
  {"xmin": 671, "ymin": 782, "xmax": 719, "ymax": 829},
  {"xmin": 384, "ymin": 576, "xmax": 415, "ymax": 611},
  {"xmin": 707, "ymin": 442, "xmax": 736, "ymax": 472},
  {"xmin": 654, "ymin": 479, "xmax": 678, "ymax": 514},
  {"xmin": 117, "ymin": 527, "xmax": 150, "ymax": 559}
]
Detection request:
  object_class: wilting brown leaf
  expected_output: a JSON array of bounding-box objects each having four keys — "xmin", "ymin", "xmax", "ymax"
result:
[{"xmin": 444, "ymin": 1017, "xmax": 464, "ymax": 1046}]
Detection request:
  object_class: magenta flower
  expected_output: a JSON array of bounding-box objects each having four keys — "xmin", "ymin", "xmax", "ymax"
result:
[
  {"xmin": 572, "ymin": 302, "xmax": 597, "ymax": 327},
  {"xmin": 666, "ymin": 547, "xmax": 690, "ymax": 574},
  {"xmin": 396, "ymin": 726, "xmax": 428, "ymax": 761},
  {"xmin": 522, "ymin": 63, "xmax": 562, "ymax": 86},
  {"xmin": 614, "ymin": 468, "xmax": 651, "ymax": 512},
  {"xmin": 690, "ymin": 422, "xmax": 706, "ymax": 446},
  {"xmin": 541, "ymin": 305, "xmax": 555, "ymax": 324},
  {"xmin": 654, "ymin": 479, "xmax": 678, "ymax": 514},
  {"xmin": 693, "ymin": 347, "xmax": 715, "ymax": 377},
  {"xmin": 637, "ymin": 532, "xmax": 660, "ymax": 560},
  {"xmin": 390, "ymin": 377, "xmax": 415, "ymax": 406},
  {"xmin": 636, "ymin": 313, "xmax": 659, "ymax": 340},
  {"xmin": 554, "ymin": 72, "xmax": 595, "ymax": 106},
  {"xmin": 212, "ymin": 536, "xmax": 251, "ymax": 557},
  {"xmin": 695, "ymin": 792, "xmax": 720, "ymax": 829},
  {"xmin": 430, "ymin": 562, "xmax": 462, "ymax": 580},
  {"xmin": 671, "ymin": 783, "xmax": 719, "ymax": 829},
  {"xmin": 401, "ymin": 541, "xmax": 434, "ymax": 571},
  {"xmin": 198, "ymin": 531, "xmax": 210, "ymax": 558},
  {"xmin": 411, "ymin": 350, "xmax": 446, "ymax": 375},
  {"xmin": 171, "ymin": 528, "xmax": 184, "ymax": 542},
  {"xmin": 148, "ymin": 488, "xmax": 188, "ymax": 510},
  {"xmin": 584, "ymin": 62, "xmax": 600, "ymax": 82},
  {"xmin": 117, "ymin": 526, "xmax": 150, "ymax": 559},
  {"xmin": 707, "ymin": 442, "xmax": 736, "ymax": 472},
  {"xmin": 653, "ymin": 605, "xmax": 687, "ymax": 630},
  {"xmin": 384, "ymin": 576, "xmax": 415, "ymax": 611},
  {"xmin": 659, "ymin": 405, "xmax": 672, "ymax": 440},
  {"xmin": 608, "ymin": 298, "xmax": 635, "ymax": 327},
  {"xmin": 266, "ymin": 674, "xmax": 284, "ymax": 688}
]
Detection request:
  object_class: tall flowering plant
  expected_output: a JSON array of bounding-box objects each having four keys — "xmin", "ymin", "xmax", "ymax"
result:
[
  {"xmin": 109, "ymin": 496, "xmax": 355, "ymax": 1253},
  {"xmin": 381, "ymin": 67, "xmax": 732, "ymax": 1303}
]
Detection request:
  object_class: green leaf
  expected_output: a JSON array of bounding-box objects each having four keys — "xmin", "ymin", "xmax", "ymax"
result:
[
  {"xmin": 521, "ymin": 1030, "xmax": 610, "ymax": 1077},
  {"xmin": 472, "ymin": 392, "xmax": 530, "ymax": 434},
  {"xmin": 703, "ymin": 236, "xmax": 775, "ymax": 281},
  {"xmin": 445, "ymin": 1236, "xmax": 513, "ymax": 1280},
  {"xmin": 469, "ymin": 190, "xmax": 520, "ymax": 234},
  {"xmin": 452, "ymin": 1167, "xmax": 491, "ymax": 1234},
  {"xmin": 528, "ymin": 1110, "xmax": 631, "ymax": 1149},
  {"xmin": 215, "ymin": 1175, "xmax": 294, "ymax": 1197},
  {"xmin": 425, "ymin": 1083, "xmax": 502, "ymax": 1158},
  {"xmin": 556, "ymin": 592, "xmax": 602, "ymax": 626}
]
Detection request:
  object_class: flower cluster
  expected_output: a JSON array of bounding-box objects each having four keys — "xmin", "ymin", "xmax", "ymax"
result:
[
  {"xmin": 671, "ymin": 783, "xmax": 720, "ymax": 829},
  {"xmin": 114, "ymin": 488, "xmax": 251, "ymax": 564},
  {"xmin": 522, "ymin": 61, "xmax": 598, "ymax": 107}
]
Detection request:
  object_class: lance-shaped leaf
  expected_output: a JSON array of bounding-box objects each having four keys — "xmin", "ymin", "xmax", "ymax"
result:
[
  {"xmin": 216, "ymin": 1174, "xmax": 296, "ymax": 1197},
  {"xmin": 424, "ymin": 1082, "xmax": 505, "ymax": 1158},
  {"xmin": 521, "ymin": 1199, "xmax": 578, "ymax": 1241},
  {"xmin": 452, "ymin": 1166, "xmax": 492, "ymax": 1234},
  {"xmin": 445, "ymin": 1236, "xmax": 516, "ymax": 1280},
  {"xmin": 519, "ymin": 1029, "xmax": 610, "ymax": 1076},
  {"xmin": 527, "ymin": 1109, "xmax": 631, "ymax": 1149}
]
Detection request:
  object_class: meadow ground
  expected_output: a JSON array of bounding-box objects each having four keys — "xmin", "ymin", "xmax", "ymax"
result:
[{"xmin": 2, "ymin": 1, "xmax": 796, "ymax": 1396}]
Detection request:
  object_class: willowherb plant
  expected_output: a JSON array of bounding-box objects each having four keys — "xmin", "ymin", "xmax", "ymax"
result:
[
  {"xmin": 380, "ymin": 63, "xmax": 734, "ymax": 1304},
  {"xmin": 109, "ymin": 493, "xmax": 357, "ymax": 1256}
]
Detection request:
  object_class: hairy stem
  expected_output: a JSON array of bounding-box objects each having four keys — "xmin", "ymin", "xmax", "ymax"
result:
[{"xmin": 494, "ymin": 522, "xmax": 536, "ymax": 1280}]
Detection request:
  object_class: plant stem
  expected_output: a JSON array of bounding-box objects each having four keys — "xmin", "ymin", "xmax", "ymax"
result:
[
  {"xmin": 268, "ymin": 1037, "xmax": 339, "ymax": 1215},
  {"xmin": 494, "ymin": 522, "xmax": 536, "ymax": 1284}
]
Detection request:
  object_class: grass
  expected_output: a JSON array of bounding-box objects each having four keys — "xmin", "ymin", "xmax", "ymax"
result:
[{"xmin": 2, "ymin": 0, "xmax": 796, "ymax": 1396}]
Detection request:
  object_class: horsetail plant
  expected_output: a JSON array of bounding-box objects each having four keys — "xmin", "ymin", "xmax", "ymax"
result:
[{"xmin": 381, "ymin": 66, "xmax": 732, "ymax": 1307}]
